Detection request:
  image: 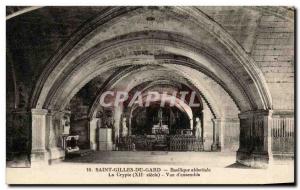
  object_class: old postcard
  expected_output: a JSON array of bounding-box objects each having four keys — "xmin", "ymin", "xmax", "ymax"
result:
[{"xmin": 6, "ymin": 6, "xmax": 295, "ymax": 184}]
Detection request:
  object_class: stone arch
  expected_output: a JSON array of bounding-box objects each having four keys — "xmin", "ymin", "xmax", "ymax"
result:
[
  {"xmin": 34, "ymin": 34, "xmax": 259, "ymax": 112},
  {"xmin": 6, "ymin": 6, "xmax": 43, "ymax": 20},
  {"xmin": 127, "ymin": 92, "xmax": 195, "ymax": 134},
  {"xmin": 127, "ymin": 80, "xmax": 196, "ymax": 108},
  {"xmin": 27, "ymin": 7, "xmax": 275, "ymax": 168},
  {"xmin": 31, "ymin": 7, "xmax": 272, "ymax": 112},
  {"xmin": 126, "ymin": 80, "xmax": 198, "ymax": 119},
  {"xmin": 129, "ymin": 93, "xmax": 194, "ymax": 121},
  {"xmin": 88, "ymin": 65, "xmax": 223, "ymax": 119}
]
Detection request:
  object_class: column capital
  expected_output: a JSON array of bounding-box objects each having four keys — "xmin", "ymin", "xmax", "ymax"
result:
[
  {"xmin": 59, "ymin": 110, "xmax": 71, "ymax": 118},
  {"xmin": 239, "ymin": 109, "xmax": 273, "ymax": 119},
  {"xmin": 46, "ymin": 109, "xmax": 57, "ymax": 116},
  {"xmin": 211, "ymin": 118, "xmax": 223, "ymax": 123},
  {"xmin": 48, "ymin": 110, "xmax": 71, "ymax": 117},
  {"xmin": 31, "ymin": 108, "xmax": 48, "ymax": 115},
  {"xmin": 212, "ymin": 117, "xmax": 239, "ymax": 123}
]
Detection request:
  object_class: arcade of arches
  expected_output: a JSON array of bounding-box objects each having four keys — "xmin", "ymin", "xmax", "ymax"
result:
[{"xmin": 6, "ymin": 6, "xmax": 294, "ymax": 168}]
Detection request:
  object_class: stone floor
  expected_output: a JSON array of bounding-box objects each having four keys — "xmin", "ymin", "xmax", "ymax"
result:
[
  {"xmin": 64, "ymin": 151, "xmax": 294, "ymax": 168},
  {"xmin": 7, "ymin": 151, "xmax": 294, "ymax": 184}
]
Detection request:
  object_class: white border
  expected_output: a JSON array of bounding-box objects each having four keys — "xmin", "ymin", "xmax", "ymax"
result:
[{"xmin": 1, "ymin": 0, "xmax": 299, "ymax": 189}]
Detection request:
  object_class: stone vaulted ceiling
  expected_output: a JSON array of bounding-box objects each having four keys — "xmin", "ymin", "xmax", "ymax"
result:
[{"xmin": 6, "ymin": 6, "xmax": 294, "ymax": 117}]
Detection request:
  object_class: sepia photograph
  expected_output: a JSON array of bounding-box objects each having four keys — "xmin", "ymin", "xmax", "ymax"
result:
[{"xmin": 5, "ymin": 5, "xmax": 295, "ymax": 185}]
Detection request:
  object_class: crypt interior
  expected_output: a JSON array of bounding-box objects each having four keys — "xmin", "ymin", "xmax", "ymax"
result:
[{"xmin": 6, "ymin": 6, "xmax": 294, "ymax": 168}]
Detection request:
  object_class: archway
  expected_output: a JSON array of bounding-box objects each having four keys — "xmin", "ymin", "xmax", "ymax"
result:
[
  {"xmin": 29, "ymin": 7, "xmax": 273, "ymax": 168},
  {"xmin": 128, "ymin": 98, "xmax": 193, "ymax": 151}
]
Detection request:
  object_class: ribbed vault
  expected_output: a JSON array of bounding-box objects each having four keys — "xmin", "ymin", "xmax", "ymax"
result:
[
  {"xmin": 88, "ymin": 65, "xmax": 225, "ymax": 119},
  {"xmin": 31, "ymin": 7, "xmax": 272, "ymax": 114}
]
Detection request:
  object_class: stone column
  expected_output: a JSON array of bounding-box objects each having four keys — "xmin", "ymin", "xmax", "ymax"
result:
[
  {"xmin": 211, "ymin": 119, "xmax": 218, "ymax": 151},
  {"xmin": 47, "ymin": 111, "xmax": 66, "ymax": 163},
  {"xmin": 219, "ymin": 119, "xmax": 225, "ymax": 152},
  {"xmin": 211, "ymin": 118, "xmax": 224, "ymax": 151},
  {"xmin": 128, "ymin": 116, "xmax": 132, "ymax": 136},
  {"xmin": 98, "ymin": 128, "xmax": 113, "ymax": 151},
  {"xmin": 113, "ymin": 105, "xmax": 123, "ymax": 150},
  {"xmin": 89, "ymin": 118, "xmax": 99, "ymax": 150},
  {"xmin": 200, "ymin": 111, "xmax": 204, "ymax": 142},
  {"xmin": 46, "ymin": 112, "xmax": 53, "ymax": 150},
  {"xmin": 31, "ymin": 108, "xmax": 48, "ymax": 163},
  {"xmin": 237, "ymin": 110, "xmax": 273, "ymax": 168}
]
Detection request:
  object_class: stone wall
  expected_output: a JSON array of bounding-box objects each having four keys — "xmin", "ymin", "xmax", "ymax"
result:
[
  {"xmin": 200, "ymin": 7, "xmax": 261, "ymax": 53},
  {"xmin": 6, "ymin": 111, "xmax": 31, "ymax": 161},
  {"xmin": 201, "ymin": 7, "xmax": 294, "ymax": 111},
  {"xmin": 251, "ymin": 12, "xmax": 294, "ymax": 110}
]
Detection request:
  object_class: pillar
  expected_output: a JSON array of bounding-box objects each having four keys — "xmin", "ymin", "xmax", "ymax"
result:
[
  {"xmin": 211, "ymin": 119, "xmax": 218, "ymax": 151},
  {"xmin": 128, "ymin": 116, "xmax": 132, "ymax": 136},
  {"xmin": 89, "ymin": 118, "xmax": 99, "ymax": 150},
  {"xmin": 220, "ymin": 119, "xmax": 225, "ymax": 151},
  {"xmin": 31, "ymin": 108, "xmax": 48, "ymax": 164},
  {"xmin": 237, "ymin": 110, "xmax": 273, "ymax": 168},
  {"xmin": 113, "ymin": 105, "xmax": 123, "ymax": 149},
  {"xmin": 200, "ymin": 111, "xmax": 204, "ymax": 142},
  {"xmin": 47, "ymin": 111, "xmax": 66, "ymax": 163},
  {"xmin": 211, "ymin": 118, "xmax": 224, "ymax": 151},
  {"xmin": 98, "ymin": 128, "xmax": 113, "ymax": 151}
]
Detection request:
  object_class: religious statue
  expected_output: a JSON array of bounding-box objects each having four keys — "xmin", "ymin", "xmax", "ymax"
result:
[
  {"xmin": 102, "ymin": 110, "xmax": 114, "ymax": 128},
  {"xmin": 62, "ymin": 113, "xmax": 71, "ymax": 135},
  {"xmin": 107, "ymin": 116, "xmax": 114, "ymax": 128},
  {"xmin": 121, "ymin": 118, "xmax": 128, "ymax": 137},
  {"xmin": 195, "ymin": 117, "xmax": 202, "ymax": 140},
  {"xmin": 190, "ymin": 119, "xmax": 193, "ymax": 130},
  {"xmin": 158, "ymin": 107, "xmax": 163, "ymax": 125}
]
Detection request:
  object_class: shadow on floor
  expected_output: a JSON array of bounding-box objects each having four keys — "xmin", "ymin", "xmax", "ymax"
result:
[{"xmin": 225, "ymin": 162, "xmax": 254, "ymax": 169}]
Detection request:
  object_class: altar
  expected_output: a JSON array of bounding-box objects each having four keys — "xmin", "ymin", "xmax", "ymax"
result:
[
  {"xmin": 117, "ymin": 107, "xmax": 203, "ymax": 152},
  {"xmin": 151, "ymin": 107, "xmax": 169, "ymax": 134},
  {"xmin": 152, "ymin": 124, "xmax": 169, "ymax": 134}
]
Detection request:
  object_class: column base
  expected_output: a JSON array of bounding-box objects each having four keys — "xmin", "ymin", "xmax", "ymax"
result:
[
  {"xmin": 48, "ymin": 147, "xmax": 65, "ymax": 164},
  {"xmin": 237, "ymin": 149, "xmax": 272, "ymax": 168},
  {"xmin": 211, "ymin": 143, "xmax": 218, "ymax": 151},
  {"xmin": 98, "ymin": 128, "xmax": 113, "ymax": 151},
  {"xmin": 31, "ymin": 149, "xmax": 48, "ymax": 167},
  {"xmin": 90, "ymin": 142, "xmax": 97, "ymax": 150},
  {"xmin": 99, "ymin": 141, "xmax": 113, "ymax": 151}
]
